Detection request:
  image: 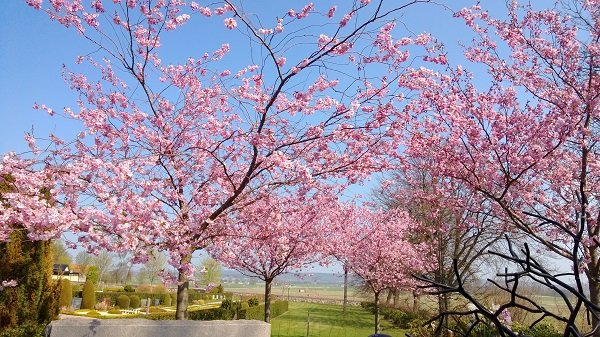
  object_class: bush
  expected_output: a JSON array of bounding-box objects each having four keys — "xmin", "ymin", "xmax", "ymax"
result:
[
  {"xmin": 86, "ymin": 310, "xmax": 101, "ymax": 317},
  {"xmin": 407, "ymin": 319, "xmax": 432, "ymax": 337},
  {"xmin": 94, "ymin": 300, "xmax": 108, "ymax": 310},
  {"xmin": 107, "ymin": 309, "xmax": 122, "ymax": 314},
  {"xmin": 123, "ymin": 285, "xmax": 135, "ymax": 292},
  {"xmin": 129, "ymin": 295, "xmax": 141, "ymax": 308},
  {"xmin": 188, "ymin": 308, "xmax": 235, "ymax": 321},
  {"xmin": 241, "ymin": 302, "xmax": 249, "ymax": 310},
  {"xmin": 188, "ymin": 289, "xmax": 203, "ymax": 302},
  {"xmin": 513, "ymin": 323, "xmax": 561, "ymax": 337},
  {"xmin": 136, "ymin": 284, "xmax": 167, "ymax": 294},
  {"xmin": 360, "ymin": 302, "xmax": 427, "ymax": 329},
  {"xmin": 117, "ymin": 295, "xmax": 130, "ymax": 309},
  {"xmin": 141, "ymin": 312, "xmax": 175, "ymax": 320},
  {"xmin": 59, "ymin": 279, "xmax": 73, "ymax": 309},
  {"xmin": 247, "ymin": 297, "xmax": 259, "ymax": 307},
  {"xmin": 96, "ymin": 291, "xmax": 163, "ymax": 307},
  {"xmin": 161, "ymin": 293, "xmax": 172, "ymax": 306},
  {"xmin": 81, "ymin": 280, "xmax": 96, "ymax": 310},
  {"xmin": 148, "ymin": 307, "xmax": 167, "ymax": 313},
  {"xmin": 381, "ymin": 307, "xmax": 422, "ymax": 329},
  {"xmin": 86, "ymin": 266, "xmax": 99, "ymax": 285},
  {"xmin": 220, "ymin": 299, "xmax": 233, "ymax": 309},
  {"xmin": 240, "ymin": 300, "xmax": 288, "ymax": 321},
  {"xmin": 0, "ymin": 321, "xmax": 46, "ymax": 337},
  {"xmin": 360, "ymin": 301, "xmax": 376, "ymax": 313}
]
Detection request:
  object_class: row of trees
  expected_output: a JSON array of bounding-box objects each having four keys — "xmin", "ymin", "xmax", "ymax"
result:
[
  {"xmin": 2, "ymin": 0, "xmax": 446, "ymax": 321},
  {"xmin": 2, "ymin": 0, "xmax": 600, "ymax": 336}
]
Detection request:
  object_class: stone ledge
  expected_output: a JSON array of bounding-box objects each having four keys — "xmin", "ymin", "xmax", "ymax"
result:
[{"xmin": 45, "ymin": 318, "xmax": 271, "ymax": 337}]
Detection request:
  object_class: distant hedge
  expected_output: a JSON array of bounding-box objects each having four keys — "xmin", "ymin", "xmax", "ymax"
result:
[
  {"xmin": 188, "ymin": 308, "xmax": 235, "ymax": 321},
  {"xmin": 96, "ymin": 292, "xmax": 165, "ymax": 306},
  {"xmin": 78, "ymin": 300, "xmax": 289, "ymax": 321},
  {"xmin": 239, "ymin": 301, "xmax": 288, "ymax": 321}
]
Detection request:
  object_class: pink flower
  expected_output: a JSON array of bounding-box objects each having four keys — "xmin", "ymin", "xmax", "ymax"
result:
[
  {"xmin": 26, "ymin": 0, "xmax": 42, "ymax": 9},
  {"xmin": 328, "ymin": 6, "xmax": 337, "ymax": 18},
  {"xmin": 224, "ymin": 18, "xmax": 237, "ymax": 30},
  {"xmin": 258, "ymin": 28, "xmax": 273, "ymax": 35},
  {"xmin": 340, "ymin": 13, "xmax": 352, "ymax": 27},
  {"xmin": 1, "ymin": 280, "xmax": 17, "ymax": 288}
]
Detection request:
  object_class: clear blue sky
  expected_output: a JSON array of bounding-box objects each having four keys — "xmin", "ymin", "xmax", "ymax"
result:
[{"xmin": 0, "ymin": 0, "xmax": 516, "ymax": 154}]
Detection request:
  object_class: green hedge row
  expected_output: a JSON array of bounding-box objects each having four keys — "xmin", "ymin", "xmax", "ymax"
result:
[
  {"xmin": 94, "ymin": 292, "xmax": 172, "ymax": 306},
  {"xmin": 187, "ymin": 300, "xmax": 288, "ymax": 321},
  {"xmin": 91, "ymin": 290, "xmax": 232, "ymax": 306},
  {"xmin": 188, "ymin": 308, "xmax": 235, "ymax": 320},
  {"xmin": 239, "ymin": 301, "xmax": 289, "ymax": 321},
  {"xmin": 77, "ymin": 300, "xmax": 289, "ymax": 321}
]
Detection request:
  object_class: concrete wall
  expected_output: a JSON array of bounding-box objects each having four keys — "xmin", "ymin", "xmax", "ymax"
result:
[{"xmin": 45, "ymin": 319, "xmax": 270, "ymax": 337}]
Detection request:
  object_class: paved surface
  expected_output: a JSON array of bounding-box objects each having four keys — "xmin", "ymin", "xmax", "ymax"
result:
[{"xmin": 45, "ymin": 318, "xmax": 271, "ymax": 337}]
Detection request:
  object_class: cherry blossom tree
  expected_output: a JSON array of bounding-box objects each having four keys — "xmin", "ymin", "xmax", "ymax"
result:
[
  {"xmin": 397, "ymin": 0, "xmax": 600, "ymax": 332},
  {"xmin": 2, "ymin": 0, "xmax": 446, "ymax": 319},
  {"xmin": 374, "ymin": 165, "xmax": 506, "ymax": 318},
  {"xmin": 330, "ymin": 204, "xmax": 434, "ymax": 334},
  {"xmin": 210, "ymin": 190, "xmax": 335, "ymax": 322}
]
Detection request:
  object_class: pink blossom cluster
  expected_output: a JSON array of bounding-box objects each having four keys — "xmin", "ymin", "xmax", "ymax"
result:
[{"xmin": 0, "ymin": 279, "xmax": 17, "ymax": 290}]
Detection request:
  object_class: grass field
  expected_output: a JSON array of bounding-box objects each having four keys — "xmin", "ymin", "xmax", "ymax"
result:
[
  {"xmin": 227, "ymin": 283, "xmax": 370, "ymax": 303},
  {"xmin": 270, "ymin": 302, "xmax": 406, "ymax": 337}
]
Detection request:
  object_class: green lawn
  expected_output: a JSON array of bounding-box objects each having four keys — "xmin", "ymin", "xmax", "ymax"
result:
[{"xmin": 270, "ymin": 302, "xmax": 406, "ymax": 337}]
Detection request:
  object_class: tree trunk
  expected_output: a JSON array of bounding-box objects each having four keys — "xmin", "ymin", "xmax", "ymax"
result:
[
  {"xmin": 412, "ymin": 290, "xmax": 420, "ymax": 313},
  {"xmin": 589, "ymin": 279, "xmax": 600, "ymax": 337},
  {"xmin": 264, "ymin": 278, "xmax": 273, "ymax": 323},
  {"xmin": 175, "ymin": 265, "xmax": 190, "ymax": 320},
  {"xmin": 393, "ymin": 289, "xmax": 399, "ymax": 308},
  {"xmin": 438, "ymin": 293, "xmax": 448, "ymax": 315},
  {"xmin": 386, "ymin": 289, "xmax": 393, "ymax": 305},
  {"xmin": 374, "ymin": 291, "xmax": 381, "ymax": 334},
  {"xmin": 343, "ymin": 268, "xmax": 348, "ymax": 313}
]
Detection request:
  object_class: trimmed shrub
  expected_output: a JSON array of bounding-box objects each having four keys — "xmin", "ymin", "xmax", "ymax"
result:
[
  {"xmin": 240, "ymin": 300, "xmax": 288, "ymax": 321},
  {"xmin": 148, "ymin": 307, "xmax": 167, "ymax": 313},
  {"xmin": 188, "ymin": 289, "xmax": 201, "ymax": 302},
  {"xmin": 107, "ymin": 309, "xmax": 122, "ymax": 314},
  {"xmin": 129, "ymin": 295, "xmax": 141, "ymax": 308},
  {"xmin": 136, "ymin": 284, "xmax": 167, "ymax": 294},
  {"xmin": 59, "ymin": 278, "xmax": 73, "ymax": 309},
  {"xmin": 86, "ymin": 310, "xmax": 101, "ymax": 318},
  {"xmin": 141, "ymin": 312, "xmax": 175, "ymax": 320},
  {"xmin": 81, "ymin": 280, "xmax": 96, "ymax": 310},
  {"xmin": 0, "ymin": 229, "xmax": 60, "ymax": 334},
  {"xmin": 247, "ymin": 297, "xmax": 259, "ymax": 307},
  {"xmin": 95, "ymin": 291, "xmax": 163, "ymax": 307},
  {"xmin": 117, "ymin": 295, "xmax": 130, "ymax": 309},
  {"xmin": 123, "ymin": 285, "xmax": 135, "ymax": 292},
  {"xmin": 188, "ymin": 308, "xmax": 234, "ymax": 321},
  {"xmin": 161, "ymin": 293, "xmax": 172, "ymax": 306},
  {"xmin": 220, "ymin": 299, "xmax": 233, "ymax": 309}
]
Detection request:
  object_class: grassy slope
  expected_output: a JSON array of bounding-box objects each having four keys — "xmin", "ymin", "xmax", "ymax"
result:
[{"xmin": 270, "ymin": 302, "xmax": 406, "ymax": 337}]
